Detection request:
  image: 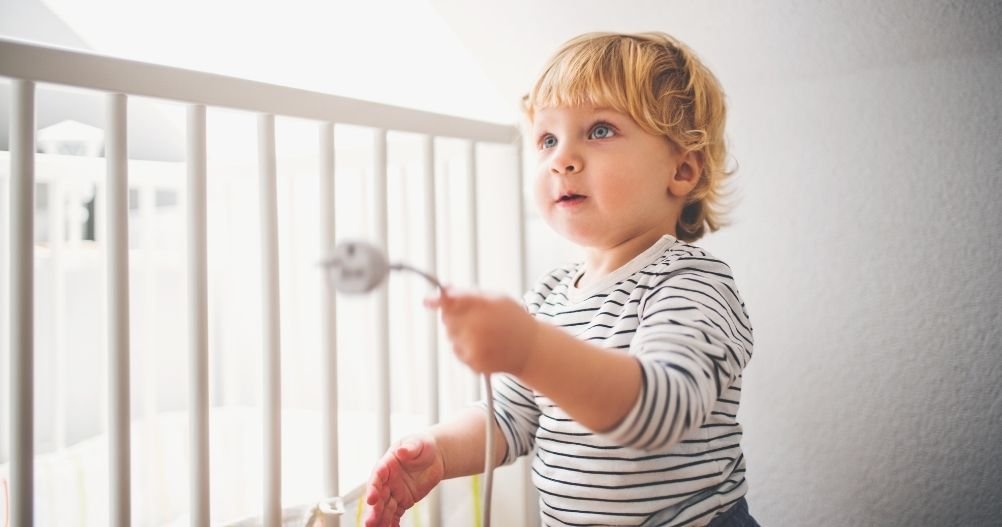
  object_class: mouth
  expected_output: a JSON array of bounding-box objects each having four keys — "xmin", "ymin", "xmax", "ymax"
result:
[{"xmin": 555, "ymin": 193, "xmax": 587, "ymax": 204}]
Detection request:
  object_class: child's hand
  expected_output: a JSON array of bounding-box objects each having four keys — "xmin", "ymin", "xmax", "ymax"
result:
[
  {"xmin": 425, "ymin": 288, "xmax": 539, "ymax": 375},
  {"xmin": 364, "ymin": 434, "xmax": 444, "ymax": 527}
]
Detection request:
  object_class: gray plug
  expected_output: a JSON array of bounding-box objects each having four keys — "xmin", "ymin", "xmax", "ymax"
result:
[
  {"xmin": 320, "ymin": 240, "xmax": 441, "ymax": 294},
  {"xmin": 319, "ymin": 240, "xmax": 390, "ymax": 294}
]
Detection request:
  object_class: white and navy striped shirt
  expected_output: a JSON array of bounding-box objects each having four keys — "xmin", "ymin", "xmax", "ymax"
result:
[{"xmin": 489, "ymin": 235, "xmax": 753, "ymax": 526}]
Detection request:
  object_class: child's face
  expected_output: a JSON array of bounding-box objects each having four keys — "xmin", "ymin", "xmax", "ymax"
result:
[{"xmin": 531, "ymin": 105, "xmax": 687, "ymax": 250}]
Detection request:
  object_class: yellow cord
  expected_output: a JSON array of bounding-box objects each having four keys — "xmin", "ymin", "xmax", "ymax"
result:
[
  {"xmin": 471, "ymin": 474, "xmax": 482, "ymax": 527},
  {"xmin": 412, "ymin": 499, "xmax": 423, "ymax": 527},
  {"xmin": 356, "ymin": 492, "xmax": 365, "ymax": 525}
]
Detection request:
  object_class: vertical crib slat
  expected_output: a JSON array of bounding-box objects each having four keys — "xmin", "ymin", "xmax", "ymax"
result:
[
  {"xmin": 466, "ymin": 141, "xmax": 480, "ymax": 400},
  {"xmin": 373, "ymin": 129, "xmax": 391, "ymax": 453},
  {"xmin": 319, "ymin": 122, "xmax": 341, "ymax": 527},
  {"xmin": 51, "ymin": 177, "xmax": 67, "ymax": 453},
  {"xmin": 422, "ymin": 136, "xmax": 439, "ymax": 425},
  {"xmin": 465, "ymin": 141, "xmax": 479, "ymax": 286},
  {"xmin": 514, "ymin": 138, "xmax": 527, "ymax": 298},
  {"xmin": 187, "ymin": 104, "xmax": 210, "ymax": 527},
  {"xmin": 258, "ymin": 113, "xmax": 282, "ymax": 527},
  {"xmin": 422, "ymin": 135, "xmax": 442, "ymax": 527},
  {"xmin": 0, "ymin": 85, "xmax": 9, "ymax": 475},
  {"xmin": 107, "ymin": 92, "xmax": 132, "ymax": 527},
  {"xmin": 515, "ymin": 136, "xmax": 538, "ymax": 526},
  {"xmin": 10, "ymin": 78, "xmax": 35, "ymax": 527}
]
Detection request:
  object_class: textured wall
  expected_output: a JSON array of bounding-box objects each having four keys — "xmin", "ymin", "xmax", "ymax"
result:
[
  {"xmin": 692, "ymin": 3, "xmax": 1002, "ymax": 526},
  {"xmin": 521, "ymin": 1, "xmax": 1002, "ymax": 525}
]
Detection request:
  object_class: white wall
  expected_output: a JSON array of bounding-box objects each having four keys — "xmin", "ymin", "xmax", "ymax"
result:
[
  {"xmin": 523, "ymin": 3, "xmax": 1002, "ymax": 525},
  {"xmin": 723, "ymin": 54, "xmax": 1002, "ymax": 527}
]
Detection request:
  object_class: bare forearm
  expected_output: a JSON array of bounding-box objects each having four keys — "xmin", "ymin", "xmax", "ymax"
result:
[
  {"xmin": 428, "ymin": 407, "xmax": 507, "ymax": 480},
  {"xmin": 517, "ymin": 322, "xmax": 642, "ymax": 433}
]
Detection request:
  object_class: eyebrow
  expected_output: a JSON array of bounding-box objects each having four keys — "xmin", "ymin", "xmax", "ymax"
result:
[
  {"xmin": 531, "ymin": 107, "xmax": 628, "ymax": 133},
  {"xmin": 589, "ymin": 108, "xmax": 630, "ymax": 121},
  {"xmin": 538, "ymin": 108, "xmax": 622, "ymax": 122}
]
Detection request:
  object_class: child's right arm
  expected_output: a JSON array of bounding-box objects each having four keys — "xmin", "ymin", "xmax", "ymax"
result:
[{"xmin": 363, "ymin": 407, "xmax": 507, "ymax": 527}]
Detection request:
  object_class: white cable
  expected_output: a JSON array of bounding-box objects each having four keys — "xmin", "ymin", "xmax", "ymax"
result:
[
  {"xmin": 482, "ymin": 372, "xmax": 495, "ymax": 527},
  {"xmin": 320, "ymin": 240, "xmax": 496, "ymax": 527}
]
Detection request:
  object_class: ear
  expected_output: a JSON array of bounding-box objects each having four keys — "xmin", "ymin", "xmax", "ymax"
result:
[{"xmin": 667, "ymin": 149, "xmax": 703, "ymax": 199}]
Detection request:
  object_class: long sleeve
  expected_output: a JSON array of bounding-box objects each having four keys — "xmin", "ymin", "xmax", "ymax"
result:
[
  {"xmin": 487, "ymin": 374, "xmax": 541, "ymax": 465},
  {"xmin": 602, "ymin": 260, "xmax": 754, "ymax": 451}
]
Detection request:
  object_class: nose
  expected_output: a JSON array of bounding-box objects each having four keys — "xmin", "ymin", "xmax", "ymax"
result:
[{"xmin": 549, "ymin": 143, "xmax": 583, "ymax": 175}]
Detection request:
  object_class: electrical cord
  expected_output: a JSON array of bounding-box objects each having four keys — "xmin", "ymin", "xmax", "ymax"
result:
[
  {"xmin": 322, "ymin": 240, "xmax": 496, "ymax": 527},
  {"xmin": 481, "ymin": 372, "xmax": 496, "ymax": 527},
  {"xmin": 393, "ymin": 263, "xmax": 496, "ymax": 527}
]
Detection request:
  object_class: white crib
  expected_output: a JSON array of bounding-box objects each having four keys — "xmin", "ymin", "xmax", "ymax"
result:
[{"xmin": 0, "ymin": 37, "xmax": 530, "ymax": 527}]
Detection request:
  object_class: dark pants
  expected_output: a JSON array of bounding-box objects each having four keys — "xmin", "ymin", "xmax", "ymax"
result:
[{"xmin": 706, "ymin": 497, "xmax": 760, "ymax": 527}]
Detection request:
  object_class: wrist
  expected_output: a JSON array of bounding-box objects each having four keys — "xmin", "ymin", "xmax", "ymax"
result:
[
  {"xmin": 511, "ymin": 317, "xmax": 545, "ymax": 377},
  {"xmin": 513, "ymin": 319, "xmax": 562, "ymax": 384},
  {"xmin": 420, "ymin": 429, "xmax": 446, "ymax": 478},
  {"xmin": 428, "ymin": 408, "xmax": 482, "ymax": 479}
]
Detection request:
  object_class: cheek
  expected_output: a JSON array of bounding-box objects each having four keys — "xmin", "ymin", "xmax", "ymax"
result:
[
  {"xmin": 593, "ymin": 177, "xmax": 630, "ymax": 206},
  {"xmin": 532, "ymin": 170, "xmax": 551, "ymax": 213}
]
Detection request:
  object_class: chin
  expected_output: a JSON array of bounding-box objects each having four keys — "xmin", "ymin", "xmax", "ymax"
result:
[{"xmin": 548, "ymin": 222, "xmax": 607, "ymax": 249}]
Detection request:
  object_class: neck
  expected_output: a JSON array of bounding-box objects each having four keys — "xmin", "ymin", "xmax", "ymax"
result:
[{"xmin": 578, "ymin": 228, "xmax": 674, "ymax": 289}]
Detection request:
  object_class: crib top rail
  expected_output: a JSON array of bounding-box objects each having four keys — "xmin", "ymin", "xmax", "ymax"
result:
[{"xmin": 0, "ymin": 37, "xmax": 519, "ymax": 144}]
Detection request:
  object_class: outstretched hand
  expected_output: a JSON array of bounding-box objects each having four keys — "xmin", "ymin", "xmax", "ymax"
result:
[
  {"xmin": 424, "ymin": 288, "xmax": 539, "ymax": 375},
  {"xmin": 364, "ymin": 435, "xmax": 444, "ymax": 527}
]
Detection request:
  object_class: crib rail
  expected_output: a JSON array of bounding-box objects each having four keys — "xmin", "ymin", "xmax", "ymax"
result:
[
  {"xmin": 0, "ymin": 38, "xmax": 516, "ymax": 143},
  {"xmin": 0, "ymin": 36, "xmax": 524, "ymax": 527}
]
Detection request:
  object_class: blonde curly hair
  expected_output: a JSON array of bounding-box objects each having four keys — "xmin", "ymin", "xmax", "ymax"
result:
[{"xmin": 524, "ymin": 32, "xmax": 733, "ymax": 242}]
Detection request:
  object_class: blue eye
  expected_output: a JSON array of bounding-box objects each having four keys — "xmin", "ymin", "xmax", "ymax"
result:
[
  {"xmin": 541, "ymin": 135, "xmax": 557, "ymax": 149},
  {"xmin": 590, "ymin": 124, "xmax": 615, "ymax": 139}
]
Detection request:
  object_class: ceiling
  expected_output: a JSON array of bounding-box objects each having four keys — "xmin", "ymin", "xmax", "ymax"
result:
[
  {"xmin": 428, "ymin": 0, "xmax": 1002, "ymax": 115},
  {"xmin": 2, "ymin": 0, "xmax": 1001, "ymax": 127}
]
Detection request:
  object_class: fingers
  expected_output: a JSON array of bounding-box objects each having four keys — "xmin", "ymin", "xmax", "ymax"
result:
[
  {"xmin": 364, "ymin": 439, "xmax": 431, "ymax": 527},
  {"xmin": 365, "ymin": 463, "xmax": 390, "ymax": 505},
  {"xmin": 365, "ymin": 476, "xmax": 404, "ymax": 527},
  {"xmin": 364, "ymin": 494, "xmax": 403, "ymax": 527},
  {"xmin": 424, "ymin": 286, "xmax": 485, "ymax": 310},
  {"xmin": 364, "ymin": 454, "xmax": 400, "ymax": 526},
  {"xmin": 365, "ymin": 495, "xmax": 404, "ymax": 527},
  {"xmin": 423, "ymin": 285, "xmax": 455, "ymax": 309},
  {"xmin": 376, "ymin": 453, "xmax": 413, "ymax": 508}
]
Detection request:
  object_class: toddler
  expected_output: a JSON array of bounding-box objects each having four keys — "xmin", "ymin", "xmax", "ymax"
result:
[{"xmin": 364, "ymin": 31, "xmax": 758, "ymax": 527}]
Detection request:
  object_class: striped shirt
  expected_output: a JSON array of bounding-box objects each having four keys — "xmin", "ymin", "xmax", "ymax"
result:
[{"xmin": 489, "ymin": 235, "xmax": 754, "ymax": 526}]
